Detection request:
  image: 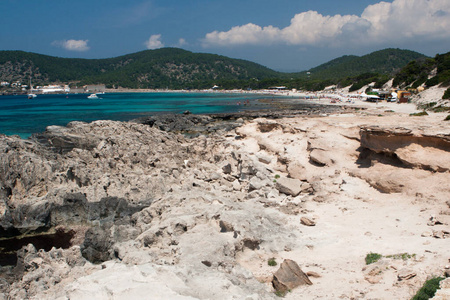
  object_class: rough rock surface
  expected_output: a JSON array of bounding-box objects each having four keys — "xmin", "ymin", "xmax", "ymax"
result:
[
  {"xmin": 360, "ymin": 125, "xmax": 450, "ymax": 172},
  {"xmin": 0, "ymin": 102, "xmax": 449, "ymax": 299},
  {"xmin": 272, "ymin": 259, "xmax": 312, "ymax": 293},
  {"xmin": 275, "ymin": 177, "xmax": 303, "ymax": 196}
]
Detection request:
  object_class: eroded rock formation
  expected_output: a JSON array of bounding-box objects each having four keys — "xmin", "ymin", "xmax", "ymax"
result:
[{"xmin": 0, "ymin": 108, "xmax": 449, "ymax": 299}]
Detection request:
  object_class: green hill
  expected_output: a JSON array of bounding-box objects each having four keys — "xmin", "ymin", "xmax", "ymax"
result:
[
  {"xmin": 306, "ymin": 48, "xmax": 427, "ymax": 81},
  {"xmin": 0, "ymin": 48, "xmax": 282, "ymax": 89},
  {"xmin": 393, "ymin": 51, "xmax": 450, "ymax": 88},
  {"xmin": 0, "ymin": 47, "xmax": 430, "ymax": 91}
]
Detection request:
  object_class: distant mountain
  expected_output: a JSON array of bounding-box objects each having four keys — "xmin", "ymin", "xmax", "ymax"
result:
[
  {"xmin": 305, "ymin": 48, "xmax": 427, "ymax": 81},
  {"xmin": 0, "ymin": 48, "xmax": 281, "ymax": 89}
]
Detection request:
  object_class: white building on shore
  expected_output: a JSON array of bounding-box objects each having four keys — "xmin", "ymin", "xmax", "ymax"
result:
[{"xmin": 37, "ymin": 85, "xmax": 70, "ymax": 93}]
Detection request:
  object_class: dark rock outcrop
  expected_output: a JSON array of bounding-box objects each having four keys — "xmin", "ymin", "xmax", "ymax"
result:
[{"xmin": 80, "ymin": 225, "xmax": 113, "ymax": 264}]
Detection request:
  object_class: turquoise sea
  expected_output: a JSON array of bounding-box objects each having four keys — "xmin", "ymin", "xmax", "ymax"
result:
[{"xmin": 0, "ymin": 92, "xmax": 282, "ymax": 139}]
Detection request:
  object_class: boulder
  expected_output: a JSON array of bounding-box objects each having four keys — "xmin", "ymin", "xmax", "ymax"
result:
[
  {"xmin": 275, "ymin": 177, "xmax": 303, "ymax": 196},
  {"xmin": 249, "ymin": 177, "xmax": 265, "ymax": 191},
  {"xmin": 287, "ymin": 162, "xmax": 308, "ymax": 181},
  {"xmin": 427, "ymin": 215, "xmax": 444, "ymax": 226},
  {"xmin": 222, "ymin": 163, "xmax": 232, "ymax": 175},
  {"xmin": 397, "ymin": 268, "xmax": 416, "ymax": 281},
  {"xmin": 300, "ymin": 217, "xmax": 316, "ymax": 226},
  {"xmin": 309, "ymin": 149, "xmax": 334, "ymax": 166},
  {"xmin": 80, "ymin": 225, "xmax": 113, "ymax": 264},
  {"xmin": 232, "ymin": 180, "xmax": 241, "ymax": 191},
  {"xmin": 272, "ymin": 259, "xmax": 312, "ymax": 293},
  {"xmin": 256, "ymin": 153, "xmax": 272, "ymax": 164},
  {"xmin": 306, "ymin": 271, "xmax": 321, "ymax": 278},
  {"xmin": 363, "ymin": 264, "xmax": 385, "ymax": 284},
  {"xmin": 432, "ymin": 230, "xmax": 450, "ymax": 239}
]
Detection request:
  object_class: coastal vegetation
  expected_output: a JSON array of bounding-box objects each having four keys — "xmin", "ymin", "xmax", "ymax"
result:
[
  {"xmin": 365, "ymin": 252, "xmax": 416, "ymax": 265},
  {"xmin": 0, "ymin": 48, "xmax": 434, "ymax": 92},
  {"xmin": 410, "ymin": 111, "xmax": 429, "ymax": 117},
  {"xmin": 443, "ymin": 87, "xmax": 450, "ymax": 99},
  {"xmin": 305, "ymin": 48, "xmax": 425, "ymax": 81},
  {"xmin": 365, "ymin": 252, "xmax": 383, "ymax": 265},
  {"xmin": 411, "ymin": 277, "xmax": 444, "ymax": 300},
  {"xmin": 268, "ymin": 258, "xmax": 277, "ymax": 266},
  {"xmin": 393, "ymin": 51, "xmax": 450, "ymax": 89}
]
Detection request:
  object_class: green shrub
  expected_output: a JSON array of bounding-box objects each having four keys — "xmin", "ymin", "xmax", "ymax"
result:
[
  {"xmin": 411, "ymin": 277, "xmax": 444, "ymax": 300},
  {"xmin": 268, "ymin": 258, "xmax": 277, "ymax": 266},
  {"xmin": 365, "ymin": 253, "xmax": 382, "ymax": 265},
  {"xmin": 385, "ymin": 253, "xmax": 416, "ymax": 260},
  {"xmin": 410, "ymin": 111, "xmax": 429, "ymax": 116},
  {"xmin": 443, "ymin": 87, "xmax": 450, "ymax": 99},
  {"xmin": 417, "ymin": 102, "xmax": 436, "ymax": 110},
  {"xmin": 445, "ymin": 114, "xmax": 450, "ymax": 121},
  {"xmin": 274, "ymin": 290, "xmax": 286, "ymax": 297},
  {"xmin": 432, "ymin": 106, "xmax": 450, "ymax": 112}
]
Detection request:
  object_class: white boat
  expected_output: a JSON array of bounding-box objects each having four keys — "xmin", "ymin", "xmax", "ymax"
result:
[
  {"xmin": 87, "ymin": 93, "xmax": 99, "ymax": 99},
  {"xmin": 28, "ymin": 76, "xmax": 37, "ymax": 99}
]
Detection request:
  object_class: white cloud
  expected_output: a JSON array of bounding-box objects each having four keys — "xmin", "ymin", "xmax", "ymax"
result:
[
  {"xmin": 52, "ymin": 39, "xmax": 90, "ymax": 52},
  {"xmin": 204, "ymin": 23, "xmax": 280, "ymax": 47},
  {"xmin": 145, "ymin": 34, "xmax": 164, "ymax": 49},
  {"xmin": 202, "ymin": 0, "xmax": 450, "ymax": 48},
  {"xmin": 178, "ymin": 38, "xmax": 187, "ymax": 47}
]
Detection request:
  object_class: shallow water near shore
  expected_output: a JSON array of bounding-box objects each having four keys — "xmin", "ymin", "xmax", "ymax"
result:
[{"xmin": 0, "ymin": 92, "xmax": 286, "ymax": 138}]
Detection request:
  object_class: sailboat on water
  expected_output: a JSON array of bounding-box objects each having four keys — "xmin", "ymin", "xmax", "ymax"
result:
[{"xmin": 27, "ymin": 77, "xmax": 37, "ymax": 99}]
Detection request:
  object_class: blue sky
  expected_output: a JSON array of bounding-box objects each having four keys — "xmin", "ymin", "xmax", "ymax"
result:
[{"xmin": 1, "ymin": 0, "xmax": 450, "ymax": 71}]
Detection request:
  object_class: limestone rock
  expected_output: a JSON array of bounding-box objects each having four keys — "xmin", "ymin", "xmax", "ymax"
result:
[
  {"xmin": 249, "ymin": 177, "xmax": 266, "ymax": 191},
  {"xmin": 428, "ymin": 216, "xmax": 444, "ymax": 226},
  {"xmin": 275, "ymin": 177, "xmax": 303, "ymax": 196},
  {"xmin": 80, "ymin": 225, "xmax": 113, "ymax": 264},
  {"xmin": 300, "ymin": 217, "xmax": 316, "ymax": 226},
  {"xmin": 397, "ymin": 268, "xmax": 416, "ymax": 281},
  {"xmin": 363, "ymin": 264, "xmax": 385, "ymax": 284},
  {"xmin": 272, "ymin": 259, "xmax": 312, "ymax": 293},
  {"xmin": 287, "ymin": 161, "xmax": 308, "ymax": 181},
  {"xmin": 222, "ymin": 163, "xmax": 232, "ymax": 174},
  {"xmin": 360, "ymin": 126, "xmax": 450, "ymax": 172},
  {"xmin": 306, "ymin": 271, "xmax": 321, "ymax": 278},
  {"xmin": 232, "ymin": 180, "xmax": 241, "ymax": 191},
  {"xmin": 432, "ymin": 229, "xmax": 450, "ymax": 239},
  {"xmin": 219, "ymin": 220, "xmax": 235, "ymax": 233},
  {"xmin": 432, "ymin": 278, "xmax": 450, "ymax": 300},
  {"xmin": 256, "ymin": 153, "xmax": 272, "ymax": 164},
  {"xmin": 309, "ymin": 149, "xmax": 334, "ymax": 166},
  {"xmin": 257, "ymin": 120, "xmax": 281, "ymax": 133},
  {"xmin": 421, "ymin": 231, "xmax": 433, "ymax": 237}
]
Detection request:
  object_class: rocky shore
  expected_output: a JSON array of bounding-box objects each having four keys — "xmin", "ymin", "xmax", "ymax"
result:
[{"xmin": 0, "ymin": 100, "xmax": 449, "ymax": 299}]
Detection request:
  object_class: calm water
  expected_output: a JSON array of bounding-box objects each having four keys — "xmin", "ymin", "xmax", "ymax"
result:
[{"xmin": 0, "ymin": 92, "xmax": 280, "ymax": 139}]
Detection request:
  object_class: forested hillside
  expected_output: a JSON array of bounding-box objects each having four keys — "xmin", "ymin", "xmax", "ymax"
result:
[
  {"xmin": 393, "ymin": 51, "xmax": 450, "ymax": 88},
  {"xmin": 0, "ymin": 47, "xmax": 431, "ymax": 91},
  {"xmin": 306, "ymin": 48, "xmax": 426, "ymax": 80},
  {"xmin": 0, "ymin": 48, "xmax": 282, "ymax": 89}
]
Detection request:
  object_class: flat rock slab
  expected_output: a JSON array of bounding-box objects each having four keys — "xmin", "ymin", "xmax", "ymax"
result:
[
  {"xmin": 397, "ymin": 268, "xmax": 416, "ymax": 281},
  {"xmin": 309, "ymin": 149, "xmax": 334, "ymax": 166},
  {"xmin": 272, "ymin": 259, "xmax": 312, "ymax": 293},
  {"xmin": 275, "ymin": 177, "xmax": 303, "ymax": 196}
]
